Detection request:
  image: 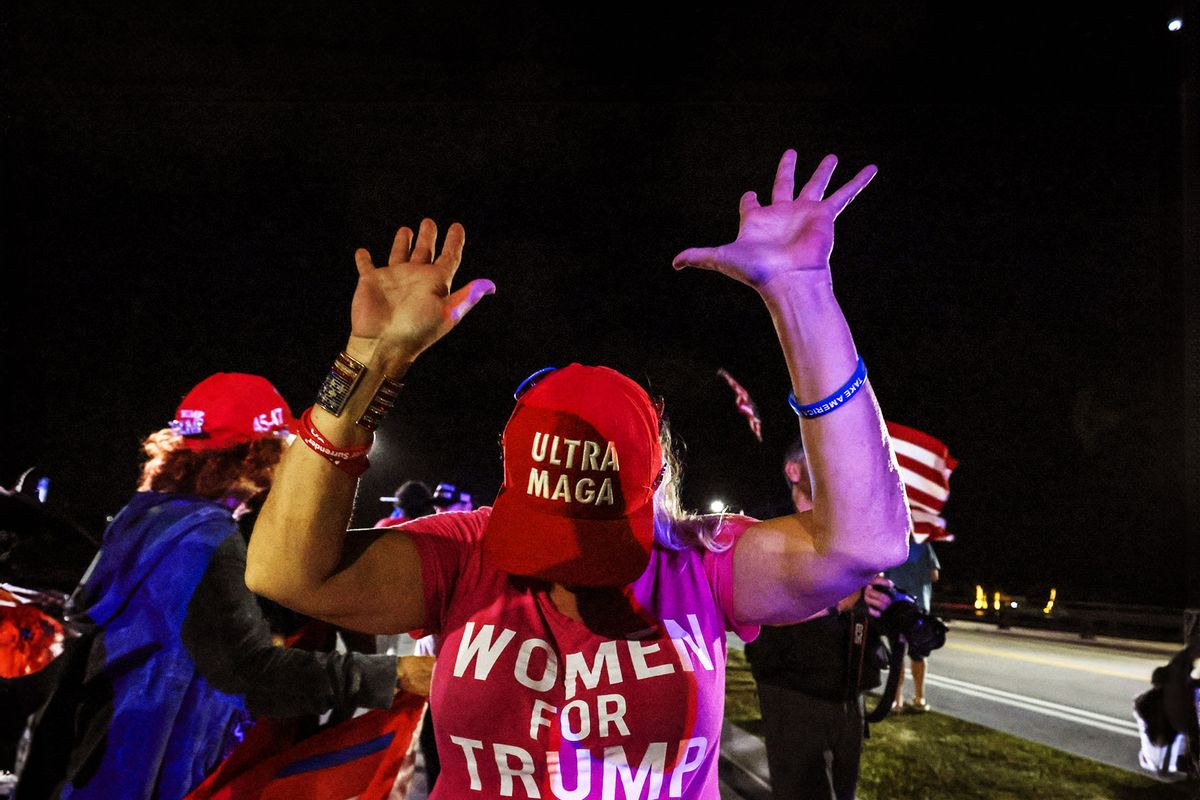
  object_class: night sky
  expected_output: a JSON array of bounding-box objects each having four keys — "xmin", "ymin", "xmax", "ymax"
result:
[{"xmin": 3, "ymin": 3, "xmax": 1194, "ymax": 607}]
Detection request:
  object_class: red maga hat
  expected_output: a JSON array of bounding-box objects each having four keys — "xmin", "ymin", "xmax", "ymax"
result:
[
  {"xmin": 483, "ymin": 364, "xmax": 663, "ymax": 587},
  {"xmin": 170, "ymin": 373, "xmax": 296, "ymax": 451}
]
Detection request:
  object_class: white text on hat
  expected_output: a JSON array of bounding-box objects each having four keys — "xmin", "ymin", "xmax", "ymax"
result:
[
  {"xmin": 252, "ymin": 407, "xmax": 287, "ymax": 433},
  {"xmin": 527, "ymin": 431, "xmax": 619, "ymax": 505},
  {"xmin": 531, "ymin": 432, "xmax": 620, "ymax": 472}
]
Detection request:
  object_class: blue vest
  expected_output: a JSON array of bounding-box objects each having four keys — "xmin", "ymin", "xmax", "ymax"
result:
[{"xmin": 62, "ymin": 492, "xmax": 251, "ymax": 800}]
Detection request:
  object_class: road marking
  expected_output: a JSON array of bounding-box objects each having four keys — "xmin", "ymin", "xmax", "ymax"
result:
[
  {"xmin": 944, "ymin": 641, "xmax": 1151, "ymax": 681},
  {"xmin": 925, "ymin": 673, "xmax": 1141, "ymax": 738}
]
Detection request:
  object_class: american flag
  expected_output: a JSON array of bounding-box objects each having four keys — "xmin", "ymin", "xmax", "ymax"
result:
[
  {"xmin": 716, "ymin": 368, "xmax": 763, "ymax": 441},
  {"xmin": 886, "ymin": 421, "xmax": 958, "ymax": 543}
]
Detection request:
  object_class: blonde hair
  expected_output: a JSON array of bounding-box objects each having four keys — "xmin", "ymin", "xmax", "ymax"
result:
[{"xmin": 652, "ymin": 420, "xmax": 731, "ymax": 554}]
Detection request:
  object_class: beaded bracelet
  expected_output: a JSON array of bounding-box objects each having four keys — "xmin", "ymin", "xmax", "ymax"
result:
[
  {"xmin": 788, "ymin": 356, "xmax": 868, "ymax": 418},
  {"xmin": 297, "ymin": 406, "xmax": 372, "ymax": 477}
]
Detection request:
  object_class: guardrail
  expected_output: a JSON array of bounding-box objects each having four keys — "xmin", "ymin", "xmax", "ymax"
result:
[{"xmin": 933, "ymin": 600, "xmax": 1197, "ymax": 645}]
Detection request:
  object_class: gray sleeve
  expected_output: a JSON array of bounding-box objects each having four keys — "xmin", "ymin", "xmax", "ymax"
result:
[
  {"xmin": 926, "ymin": 542, "xmax": 941, "ymax": 572},
  {"xmin": 181, "ymin": 533, "xmax": 397, "ymax": 717}
]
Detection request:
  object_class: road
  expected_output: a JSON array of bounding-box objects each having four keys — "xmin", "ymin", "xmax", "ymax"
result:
[{"xmin": 905, "ymin": 620, "xmax": 1181, "ymax": 773}]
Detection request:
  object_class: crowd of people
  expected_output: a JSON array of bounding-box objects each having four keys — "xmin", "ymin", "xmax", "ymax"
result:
[{"xmin": 0, "ymin": 149, "xmax": 974, "ymax": 800}]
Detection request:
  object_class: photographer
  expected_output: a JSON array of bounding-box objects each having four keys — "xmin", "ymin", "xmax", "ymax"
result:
[
  {"xmin": 744, "ymin": 440, "xmax": 896, "ymax": 800},
  {"xmin": 746, "ymin": 579, "xmax": 895, "ymax": 799}
]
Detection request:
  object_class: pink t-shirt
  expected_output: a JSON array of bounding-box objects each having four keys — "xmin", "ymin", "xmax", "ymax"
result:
[{"xmin": 404, "ymin": 507, "xmax": 759, "ymax": 800}]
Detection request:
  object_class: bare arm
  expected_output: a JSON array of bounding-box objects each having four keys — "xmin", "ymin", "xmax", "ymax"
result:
[
  {"xmin": 675, "ymin": 151, "xmax": 911, "ymax": 625},
  {"xmin": 245, "ymin": 220, "xmax": 494, "ymax": 634}
]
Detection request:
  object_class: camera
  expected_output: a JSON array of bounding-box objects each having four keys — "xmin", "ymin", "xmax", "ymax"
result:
[
  {"xmin": 857, "ymin": 586, "xmax": 949, "ymax": 723},
  {"xmin": 875, "ymin": 585, "xmax": 947, "ymax": 660}
]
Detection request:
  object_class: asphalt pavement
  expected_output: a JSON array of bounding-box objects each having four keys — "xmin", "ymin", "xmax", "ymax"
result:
[{"xmin": 894, "ymin": 620, "xmax": 1182, "ymax": 774}]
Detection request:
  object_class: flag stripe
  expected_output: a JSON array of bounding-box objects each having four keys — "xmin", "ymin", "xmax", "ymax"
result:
[
  {"xmin": 904, "ymin": 485, "xmax": 947, "ymax": 513},
  {"xmin": 274, "ymin": 733, "xmax": 395, "ymax": 779},
  {"xmin": 913, "ymin": 522, "xmax": 954, "ymax": 543},
  {"xmin": 899, "ymin": 471, "xmax": 950, "ymax": 507},
  {"xmin": 891, "ymin": 438, "xmax": 952, "ymax": 473},
  {"xmin": 894, "ymin": 452, "xmax": 952, "ymax": 486},
  {"xmin": 886, "ymin": 421, "xmax": 957, "ymax": 541},
  {"xmin": 910, "ymin": 508, "xmax": 947, "ymax": 527},
  {"xmin": 887, "ymin": 421, "xmax": 958, "ymax": 467}
]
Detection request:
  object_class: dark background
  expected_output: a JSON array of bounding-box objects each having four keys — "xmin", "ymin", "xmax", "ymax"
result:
[{"xmin": 3, "ymin": 2, "xmax": 1195, "ymax": 607}]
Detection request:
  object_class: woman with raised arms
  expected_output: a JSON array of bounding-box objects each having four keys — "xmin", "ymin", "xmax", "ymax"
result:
[{"xmin": 245, "ymin": 149, "xmax": 911, "ymax": 800}]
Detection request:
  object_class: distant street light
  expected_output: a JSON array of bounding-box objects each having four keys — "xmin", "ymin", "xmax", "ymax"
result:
[
  {"xmin": 709, "ymin": 499, "xmax": 727, "ymax": 513},
  {"xmin": 1168, "ymin": 18, "xmax": 1183, "ymax": 31}
]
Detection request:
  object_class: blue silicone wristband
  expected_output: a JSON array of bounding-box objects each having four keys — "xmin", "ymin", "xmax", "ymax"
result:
[{"xmin": 788, "ymin": 357, "xmax": 868, "ymax": 418}]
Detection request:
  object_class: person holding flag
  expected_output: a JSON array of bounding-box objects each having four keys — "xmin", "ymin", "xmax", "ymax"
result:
[{"xmin": 884, "ymin": 421, "xmax": 958, "ymax": 712}]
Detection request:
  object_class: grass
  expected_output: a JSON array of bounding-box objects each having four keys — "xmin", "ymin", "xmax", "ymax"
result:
[{"xmin": 724, "ymin": 648, "xmax": 1194, "ymax": 800}]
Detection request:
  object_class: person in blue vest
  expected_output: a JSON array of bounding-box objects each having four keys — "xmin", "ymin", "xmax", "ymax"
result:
[{"xmin": 24, "ymin": 373, "xmax": 412, "ymax": 800}]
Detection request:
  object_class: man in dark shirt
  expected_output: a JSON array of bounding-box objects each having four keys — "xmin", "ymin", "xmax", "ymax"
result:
[{"xmin": 745, "ymin": 438, "xmax": 893, "ymax": 800}]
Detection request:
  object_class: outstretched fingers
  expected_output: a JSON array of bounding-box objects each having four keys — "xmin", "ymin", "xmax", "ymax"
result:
[
  {"xmin": 824, "ymin": 164, "xmax": 878, "ymax": 215},
  {"xmin": 410, "ymin": 218, "xmax": 438, "ymax": 264},
  {"xmin": 387, "ymin": 226, "xmax": 415, "ymax": 266},
  {"xmin": 771, "ymin": 149, "xmax": 798, "ymax": 204},
  {"xmin": 434, "ymin": 222, "xmax": 466, "ymax": 276},
  {"xmin": 798, "ymin": 154, "xmax": 838, "ymax": 201}
]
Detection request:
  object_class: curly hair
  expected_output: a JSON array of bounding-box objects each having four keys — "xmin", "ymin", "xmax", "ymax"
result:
[{"xmin": 138, "ymin": 428, "xmax": 285, "ymax": 505}]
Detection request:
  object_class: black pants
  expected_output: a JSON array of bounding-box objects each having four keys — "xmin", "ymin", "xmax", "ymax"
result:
[
  {"xmin": 420, "ymin": 704, "xmax": 441, "ymax": 790},
  {"xmin": 756, "ymin": 683, "xmax": 864, "ymax": 800}
]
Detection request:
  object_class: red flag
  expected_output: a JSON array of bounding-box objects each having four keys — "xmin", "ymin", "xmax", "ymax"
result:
[
  {"xmin": 185, "ymin": 691, "xmax": 427, "ymax": 800},
  {"xmin": 886, "ymin": 421, "xmax": 958, "ymax": 543},
  {"xmin": 716, "ymin": 369, "xmax": 763, "ymax": 442}
]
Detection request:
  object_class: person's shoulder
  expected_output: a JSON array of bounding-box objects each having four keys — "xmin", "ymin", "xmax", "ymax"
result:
[
  {"xmin": 652, "ymin": 513, "xmax": 759, "ymax": 561},
  {"xmin": 718, "ymin": 512, "xmax": 760, "ymax": 532},
  {"xmin": 391, "ymin": 506, "xmax": 492, "ymax": 546},
  {"xmin": 137, "ymin": 492, "xmax": 235, "ymax": 545},
  {"xmin": 708, "ymin": 512, "xmax": 759, "ymax": 551}
]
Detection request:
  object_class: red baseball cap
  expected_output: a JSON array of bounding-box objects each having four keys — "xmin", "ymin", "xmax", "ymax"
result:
[
  {"xmin": 170, "ymin": 373, "xmax": 296, "ymax": 451},
  {"xmin": 483, "ymin": 364, "xmax": 663, "ymax": 587}
]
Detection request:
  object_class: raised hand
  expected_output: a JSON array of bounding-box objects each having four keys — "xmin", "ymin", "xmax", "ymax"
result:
[
  {"xmin": 351, "ymin": 218, "xmax": 495, "ymax": 364},
  {"xmin": 672, "ymin": 150, "xmax": 876, "ymax": 294}
]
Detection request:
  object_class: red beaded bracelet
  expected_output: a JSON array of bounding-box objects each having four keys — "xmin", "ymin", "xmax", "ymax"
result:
[{"xmin": 296, "ymin": 406, "xmax": 372, "ymax": 477}]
